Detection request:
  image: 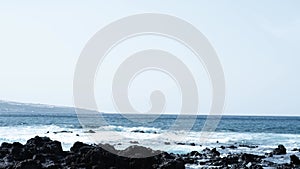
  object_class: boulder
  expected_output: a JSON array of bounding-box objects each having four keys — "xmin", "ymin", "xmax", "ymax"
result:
[
  {"xmin": 290, "ymin": 155, "xmax": 300, "ymax": 165},
  {"xmin": 273, "ymin": 144, "xmax": 286, "ymax": 155},
  {"xmin": 240, "ymin": 153, "xmax": 264, "ymax": 163},
  {"xmin": 70, "ymin": 141, "xmax": 91, "ymax": 153}
]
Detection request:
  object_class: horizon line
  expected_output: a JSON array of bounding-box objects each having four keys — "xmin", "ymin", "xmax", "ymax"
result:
[{"xmin": 1, "ymin": 99, "xmax": 299, "ymax": 117}]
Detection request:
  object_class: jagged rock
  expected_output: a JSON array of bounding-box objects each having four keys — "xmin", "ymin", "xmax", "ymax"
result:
[
  {"xmin": 273, "ymin": 144, "xmax": 287, "ymax": 155},
  {"xmin": 53, "ymin": 131, "xmax": 73, "ymax": 134},
  {"xmin": 118, "ymin": 145, "xmax": 160, "ymax": 158},
  {"xmin": 239, "ymin": 144, "xmax": 258, "ymax": 148},
  {"xmin": 189, "ymin": 143, "xmax": 196, "ymax": 146},
  {"xmin": 70, "ymin": 141, "xmax": 91, "ymax": 153},
  {"xmin": 210, "ymin": 148, "xmax": 220, "ymax": 157},
  {"xmin": 228, "ymin": 145, "xmax": 238, "ymax": 149},
  {"xmin": 240, "ymin": 153, "xmax": 264, "ymax": 163},
  {"xmin": 290, "ymin": 154, "xmax": 300, "ymax": 165},
  {"xmin": 222, "ymin": 154, "xmax": 239, "ymax": 165},
  {"xmin": 164, "ymin": 142, "xmax": 171, "ymax": 145},
  {"xmin": 14, "ymin": 159, "xmax": 42, "ymax": 169},
  {"xmin": 84, "ymin": 130, "xmax": 96, "ymax": 133},
  {"xmin": 0, "ymin": 136, "xmax": 296, "ymax": 169},
  {"xmin": 159, "ymin": 159, "xmax": 184, "ymax": 169}
]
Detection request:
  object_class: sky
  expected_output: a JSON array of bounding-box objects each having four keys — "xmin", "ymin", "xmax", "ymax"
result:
[{"xmin": 0, "ymin": 0, "xmax": 300, "ymax": 116}]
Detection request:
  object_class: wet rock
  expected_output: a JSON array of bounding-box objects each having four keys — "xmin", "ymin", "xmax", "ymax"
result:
[
  {"xmin": 118, "ymin": 145, "xmax": 161, "ymax": 158},
  {"xmin": 0, "ymin": 148, "xmax": 9, "ymax": 158},
  {"xmin": 239, "ymin": 144, "xmax": 258, "ymax": 148},
  {"xmin": 11, "ymin": 142, "xmax": 24, "ymax": 158},
  {"xmin": 265, "ymin": 152, "xmax": 273, "ymax": 157},
  {"xmin": 1, "ymin": 142, "xmax": 12, "ymax": 149},
  {"xmin": 24, "ymin": 136, "xmax": 63, "ymax": 156},
  {"xmin": 210, "ymin": 148, "xmax": 220, "ymax": 157},
  {"xmin": 290, "ymin": 154, "xmax": 300, "ymax": 165},
  {"xmin": 273, "ymin": 144, "xmax": 287, "ymax": 155},
  {"xmin": 14, "ymin": 159, "xmax": 42, "ymax": 169},
  {"xmin": 70, "ymin": 141, "xmax": 91, "ymax": 153},
  {"xmin": 131, "ymin": 130, "xmax": 158, "ymax": 134},
  {"xmin": 0, "ymin": 136, "xmax": 296, "ymax": 169},
  {"xmin": 240, "ymin": 153, "xmax": 264, "ymax": 163},
  {"xmin": 84, "ymin": 129, "xmax": 96, "ymax": 133},
  {"xmin": 203, "ymin": 147, "xmax": 210, "ymax": 151},
  {"xmin": 53, "ymin": 130, "xmax": 73, "ymax": 134},
  {"xmin": 189, "ymin": 151, "xmax": 201, "ymax": 157},
  {"xmin": 164, "ymin": 142, "xmax": 171, "ymax": 145},
  {"xmin": 183, "ymin": 151, "xmax": 201, "ymax": 164},
  {"xmin": 189, "ymin": 143, "xmax": 196, "ymax": 146},
  {"xmin": 131, "ymin": 129, "xmax": 145, "ymax": 133},
  {"xmin": 291, "ymin": 148, "xmax": 299, "ymax": 151},
  {"xmin": 222, "ymin": 154, "xmax": 239, "ymax": 165},
  {"xmin": 160, "ymin": 159, "xmax": 185, "ymax": 169},
  {"xmin": 25, "ymin": 136, "xmax": 63, "ymax": 155},
  {"xmin": 26, "ymin": 136, "xmax": 51, "ymax": 146},
  {"xmin": 228, "ymin": 145, "xmax": 238, "ymax": 149}
]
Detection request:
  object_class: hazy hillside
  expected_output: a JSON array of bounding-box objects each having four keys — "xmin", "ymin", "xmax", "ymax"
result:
[{"xmin": 0, "ymin": 100, "xmax": 75, "ymax": 114}]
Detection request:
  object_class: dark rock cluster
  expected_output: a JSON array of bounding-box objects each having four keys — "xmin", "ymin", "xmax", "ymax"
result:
[
  {"xmin": 0, "ymin": 136, "xmax": 184, "ymax": 169},
  {"xmin": 182, "ymin": 148, "xmax": 265, "ymax": 169},
  {"xmin": 0, "ymin": 137, "xmax": 300, "ymax": 169},
  {"xmin": 181, "ymin": 144, "xmax": 300, "ymax": 169},
  {"xmin": 273, "ymin": 144, "xmax": 287, "ymax": 155}
]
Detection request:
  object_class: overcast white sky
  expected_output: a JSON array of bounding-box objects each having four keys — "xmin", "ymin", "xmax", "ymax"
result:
[{"xmin": 0, "ymin": 0, "xmax": 299, "ymax": 116}]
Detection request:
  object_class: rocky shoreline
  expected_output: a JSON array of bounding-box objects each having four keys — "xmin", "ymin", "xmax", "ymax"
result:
[{"xmin": 0, "ymin": 136, "xmax": 299, "ymax": 169}]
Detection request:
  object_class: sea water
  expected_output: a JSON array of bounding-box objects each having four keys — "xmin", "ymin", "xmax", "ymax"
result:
[{"xmin": 0, "ymin": 101, "xmax": 299, "ymax": 165}]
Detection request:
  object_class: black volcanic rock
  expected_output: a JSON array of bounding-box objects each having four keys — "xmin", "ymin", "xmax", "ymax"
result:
[
  {"xmin": 14, "ymin": 159, "xmax": 42, "ymax": 169},
  {"xmin": 239, "ymin": 144, "xmax": 258, "ymax": 148},
  {"xmin": 228, "ymin": 145, "xmax": 238, "ymax": 149},
  {"xmin": 118, "ymin": 145, "xmax": 161, "ymax": 158},
  {"xmin": 273, "ymin": 144, "xmax": 287, "ymax": 155},
  {"xmin": 0, "ymin": 137, "xmax": 297, "ymax": 169},
  {"xmin": 0, "ymin": 136, "xmax": 185, "ymax": 169},
  {"xmin": 210, "ymin": 148, "xmax": 220, "ymax": 157},
  {"xmin": 189, "ymin": 143, "xmax": 196, "ymax": 146},
  {"xmin": 290, "ymin": 155, "xmax": 300, "ymax": 165},
  {"xmin": 240, "ymin": 153, "xmax": 264, "ymax": 163},
  {"xmin": 70, "ymin": 141, "xmax": 91, "ymax": 153},
  {"xmin": 25, "ymin": 136, "xmax": 63, "ymax": 155}
]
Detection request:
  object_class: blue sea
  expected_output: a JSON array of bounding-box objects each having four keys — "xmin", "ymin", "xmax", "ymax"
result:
[{"xmin": 0, "ymin": 100, "xmax": 299, "ymax": 165}]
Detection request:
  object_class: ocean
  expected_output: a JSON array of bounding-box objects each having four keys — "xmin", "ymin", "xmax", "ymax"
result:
[{"xmin": 0, "ymin": 101, "xmax": 299, "ymax": 166}]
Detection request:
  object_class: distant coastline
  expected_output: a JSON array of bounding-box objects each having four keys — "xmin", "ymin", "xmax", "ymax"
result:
[{"xmin": 0, "ymin": 100, "xmax": 299, "ymax": 117}]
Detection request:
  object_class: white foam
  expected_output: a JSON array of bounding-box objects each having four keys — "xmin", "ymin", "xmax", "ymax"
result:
[{"xmin": 0, "ymin": 124, "xmax": 299, "ymax": 164}]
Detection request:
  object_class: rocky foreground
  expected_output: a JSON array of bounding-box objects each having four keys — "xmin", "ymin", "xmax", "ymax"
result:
[{"xmin": 0, "ymin": 136, "xmax": 299, "ymax": 169}]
